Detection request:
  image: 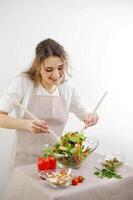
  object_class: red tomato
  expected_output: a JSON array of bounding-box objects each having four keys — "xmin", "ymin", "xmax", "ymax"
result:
[
  {"xmin": 77, "ymin": 176, "xmax": 85, "ymax": 183},
  {"xmin": 71, "ymin": 177, "xmax": 79, "ymax": 185},
  {"xmin": 48, "ymin": 156, "xmax": 56, "ymax": 170},
  {"xmin": 37, "ymin": 157, "xmax": 50, "ymax": 171}
]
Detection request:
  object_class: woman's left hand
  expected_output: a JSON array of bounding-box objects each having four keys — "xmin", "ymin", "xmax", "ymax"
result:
[{"xmin": 83, "ymin": 113, "xmax": 99, "ymax": 128}]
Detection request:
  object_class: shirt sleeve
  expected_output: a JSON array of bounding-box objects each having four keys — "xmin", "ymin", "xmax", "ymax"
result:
[
  {"xmin": 69, "ymin": 84, "xmax": 91, "ymax": 121},
  {"xmin": 0, "ymin": 76, "xmax": 24, "ymax": 113}
]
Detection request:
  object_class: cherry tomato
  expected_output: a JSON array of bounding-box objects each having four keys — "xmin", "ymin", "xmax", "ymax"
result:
[
  {"xmin": 77, "ymin": 176, "xmax": 85, "ymax": 183},
  {"xmin": 37, "ymin": 157, "xmax": 50, "ymax": 171},
  {"xmin": 48, "ymin": 156, "xmax": 56, "ymax": 170},
  {"xmin": 71, "ymin": 177, "xmax": 79, "ymax": 185}
]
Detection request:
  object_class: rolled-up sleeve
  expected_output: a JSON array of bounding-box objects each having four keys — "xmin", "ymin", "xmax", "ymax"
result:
[
  {"xmin": 69, "ymin": 86, "xmax": 91, "ymax": 121},
  {"xmin": 0, "ymin": 76, "xmax": 24, "ymax": 113}
]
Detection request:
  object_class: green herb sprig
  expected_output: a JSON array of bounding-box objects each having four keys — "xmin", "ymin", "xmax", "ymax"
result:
[{"xmin": 94, "ymin": 167, "xmax": 122, "ymax": 179}]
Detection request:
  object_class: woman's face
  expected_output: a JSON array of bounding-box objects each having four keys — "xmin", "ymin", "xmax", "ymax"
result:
[{"xmin": 40, "ymin": 56, "xmax": 65, "ymax": 86}]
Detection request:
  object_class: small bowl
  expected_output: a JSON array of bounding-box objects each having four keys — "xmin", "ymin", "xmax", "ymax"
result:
[
  {"xmin": 96, "ymin": 152, "xmax": 126, "ymax": 173},
  {"xmin": 103, "ymin": 152, "xmax": 126, "ymax": 171},
  {"xmin": 44, "ymin": 168, "xmax": 72, "ymax": 188}
]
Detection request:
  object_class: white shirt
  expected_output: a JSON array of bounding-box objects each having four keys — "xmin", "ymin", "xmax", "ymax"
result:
[
  {"xmin": 0, "ymin": 75, "xmax": 90, "ymax": 120},
  {"xmin": 34, "ymin": 83, "xmax": 59, "ymax": 96}
]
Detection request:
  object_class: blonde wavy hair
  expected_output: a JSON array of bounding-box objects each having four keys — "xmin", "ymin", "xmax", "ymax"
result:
[{"xmin": 23, "ymin": 38, "xmax": 70, "ymax": 84}]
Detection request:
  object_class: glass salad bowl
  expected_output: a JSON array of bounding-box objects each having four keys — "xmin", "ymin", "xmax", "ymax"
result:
[{"xmin": 42, "ymin": 132, "xmax": 99, "ymax": 169}]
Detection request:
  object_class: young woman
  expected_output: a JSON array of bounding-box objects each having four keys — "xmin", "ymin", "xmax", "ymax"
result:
[{"xmin": 0, "ymin": 38, "xmax": 98, "ymax": 171}]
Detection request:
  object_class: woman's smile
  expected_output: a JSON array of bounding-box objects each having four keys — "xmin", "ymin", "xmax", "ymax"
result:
[{"xmin": 40, "ymin": 56, "xmax": 65, "ymax": 90}]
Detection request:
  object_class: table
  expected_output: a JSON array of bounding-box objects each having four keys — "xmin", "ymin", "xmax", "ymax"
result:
[{"xmin": 3, "ymin": 153, "xmax": 133, "ymax": 200}]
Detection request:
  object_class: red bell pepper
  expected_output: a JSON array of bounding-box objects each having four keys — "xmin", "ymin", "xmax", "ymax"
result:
[
  {"xmin": 37, "ymin": 156, "xmax": 56, "ymax": 171},
  {"xmin": 48, "ymin": 156, "xmax": 56, "ymax": 170}
]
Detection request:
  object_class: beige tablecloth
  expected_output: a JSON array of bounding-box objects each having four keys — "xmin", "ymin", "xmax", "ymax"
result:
[{"xmin": 3, "ymin": 153, "xmax": 133, "ymax": 200}]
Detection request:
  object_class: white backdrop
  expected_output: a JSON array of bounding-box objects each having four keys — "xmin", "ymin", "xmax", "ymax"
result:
[{"xmin": 0, "ymin": 0, "xmax": 133, "ymax": 199}]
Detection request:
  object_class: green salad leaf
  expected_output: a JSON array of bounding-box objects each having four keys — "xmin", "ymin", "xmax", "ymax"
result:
[{"xmin": 43, "ymin": 131, "xmax": 91, "ymax": 157}]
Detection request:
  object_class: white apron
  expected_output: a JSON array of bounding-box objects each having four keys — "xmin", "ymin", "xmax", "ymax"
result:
[{"xmin": 9, "ymin": 85, "xmax": 68, "ymax": 172}]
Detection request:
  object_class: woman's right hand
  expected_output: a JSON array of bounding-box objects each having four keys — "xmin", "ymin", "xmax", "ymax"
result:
[{"xmin": 28, "ymin": 119, "xmax": 49, "ymax": 134}]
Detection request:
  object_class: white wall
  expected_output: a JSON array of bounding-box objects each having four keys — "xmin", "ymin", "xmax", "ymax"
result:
[{"xmin": 0, "ymin": 0, "xmax": 133, "ymax": 198}]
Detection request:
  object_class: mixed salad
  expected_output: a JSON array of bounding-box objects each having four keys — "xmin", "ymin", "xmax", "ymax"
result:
[{"xmin": 43, "ymin": 132, "xmax": 92, "ymax": 168}]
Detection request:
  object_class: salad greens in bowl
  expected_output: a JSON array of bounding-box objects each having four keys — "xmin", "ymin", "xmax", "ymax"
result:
[{"xmin": 42, "ymin": 132, "xmax": 99, "ymax": 169}]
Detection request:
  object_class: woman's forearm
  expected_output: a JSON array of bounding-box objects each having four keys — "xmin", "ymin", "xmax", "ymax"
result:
[{"xmin": 0, "ymin": 113, "xmax": 30, "ymax": 131}]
